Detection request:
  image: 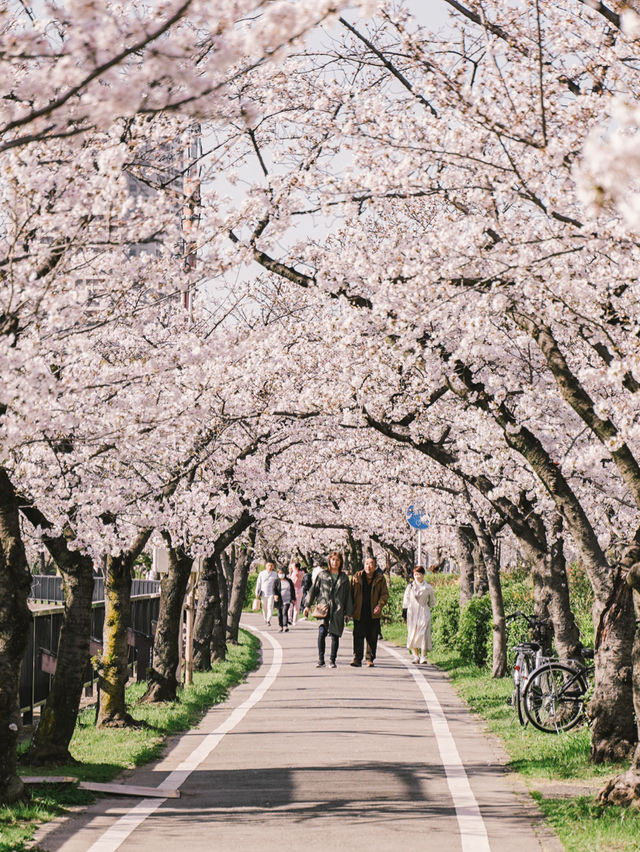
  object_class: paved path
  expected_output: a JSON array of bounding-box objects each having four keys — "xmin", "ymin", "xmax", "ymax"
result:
[{"xmin": 36, "ymin": 614, "xmax": 561, "ymax": 852}]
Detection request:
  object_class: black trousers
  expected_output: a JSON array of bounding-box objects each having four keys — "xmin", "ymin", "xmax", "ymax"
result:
[
  {"xmin": 278, "ymin": 604, "xmax": 290, "ymax": 628},
  {"xmin": 317, "ymin": 620, "xmax": 339, "ymax": 663},
  {"xmin": 352, "ymin": 619, "xmax": 380, "ymax": 662}
]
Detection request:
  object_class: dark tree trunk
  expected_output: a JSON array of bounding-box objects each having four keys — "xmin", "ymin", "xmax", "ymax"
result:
[
  {"xmin": 468, "ymin": 511, "xmax": 506, "ymax": 678},
  {"xmin": 589, "ymin": 573, "xmax": 636, "ymax": 763},
  {"xmin": 20, "ymin": 503, "xmax": 95, "ymax": 765},
  {"xmin": 97, "ymin": 530, "xmax": 151, "ymax": 727},
  {"xmin": 599, "ymin": 575, "xmax": 640, "ymax": 805},
  {"xmin": 347, "ymin": 530, "xmax": 364, "ymax": 575},
  {"xmin": 141, "ymin": 545, "xmax": 192, "ymax": 704},
  {"xmin": 227, "ymin": 527, "xmax": 256, "ymax": 644},
  {"xmin": 210, "ymin": 555, "xmax": 228, "ymax": 663},
  {"xmin": 468, "ymin": 526, "xmax": 488, "ymax": 597},
  {"xmin": 221, "ymin": 547, "xmax": 234, "ymax": 594},
  {"xmin": 29, "ymin": 559, "xmax": 94, "ymax": 763},
  {"xmin": 521, "ymin": 514, "xmax": 582, "ymax": 661},
  {"xmin": 193, "ymin": 555, "xmax": 218, "ymax": 671},
  {"xmin": 370, "ymin": 533, "xmax": 413, "ymax": 578},
  {"xmin": 0, "ymin": 469, "xmax": 32, "ymax": 803},
  {"xmin": 194, "ymin": 511, "xmax": 254, "ymax": 667},
  {"xmin": 457, "ymin": 525, "xmax": 476, "ymax": 607}
]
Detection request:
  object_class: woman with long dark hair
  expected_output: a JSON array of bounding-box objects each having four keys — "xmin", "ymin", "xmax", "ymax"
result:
[{"xmin": 304, "ymin": 551, "xmax": 353, "ymax": 668}]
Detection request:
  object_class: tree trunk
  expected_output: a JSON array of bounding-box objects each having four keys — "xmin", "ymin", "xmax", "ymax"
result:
[
  {"xmin": 211, "ymin": 555, "xmax": 228, "ymax": 663},
  {"xmin": 0, "ymin": 469, "xmax": 32, "ymax": 803},
  {"xmin": 598, "ymin": 576, "xmax": 640, "ymax": 805},
  {"xmin": 457, "ymin": 525, "xmax": 475, "ymax": 607},
  {"xmin": 141, "ymin": 545, "xmax": 192, "ymax": 704},
  {"xmin": 193, "ymin": 556, "xmax": 217, "ymax": 671},
  {"xmin": 589, "ymin": 573, "xmax": 636, "ymax": 763},
  {"xmin": 97, "ymin": 530, "xmax": 151, "ymax": 727},
  {"xmin": 194, "ymin": 511, "xmax": 254, "ymax": 666},
  {"xmin": 29, "ymin": 560, "xmax": 94, "ymax": 763},
  {"xmin": 513, "ymin": 510, "xmax": 581, "ymax": 660},
  {"xmin": 469, "ymin": 514, "xmax": 506, "ymax": 678},
  {"xmin": 347, "ymin": 530, "xmax": 364, "ymax": 575},
  {"xmin": 472, "ymin": 533, "xmax": 488, "ymax": 597},
  {"xmin": 527, "ymin": 523, "xmax": 582, "ymax": 661},
  {"xmin": 221, "ymin": 547, "xmax": 234, "ymax": 594},
  {"xmin": 370, "ymin": 533, "xmax": 413, "ymax": 578},
  {"xmin": 227, "ymin": 528, "xmax": 256, "ymax": 644},
  {"xmin": 20, "ymin": 503, "xmax": 95, "ymax": 765}
]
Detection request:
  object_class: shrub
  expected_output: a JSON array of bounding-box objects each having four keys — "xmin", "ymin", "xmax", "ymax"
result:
[
  {"xmin": 458, "ymin": 594, "xmax": 493, "ymax": 667},
  {"xmin": 432, "ymin": 583, "xmax": 460, "ymax": 648},
  {"xmin": 383, "ymin": 575, "xmax": 408, "ymax": 624},
  {"xmin": 567, "ymin": 562, "xmax": 594, "ymax": 646},
  {"xmin": 243, "ymin": 572, "xmax": 259, "ymax": 609}
]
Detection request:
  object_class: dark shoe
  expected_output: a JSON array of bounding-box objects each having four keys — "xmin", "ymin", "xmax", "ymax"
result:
[
  {"xmin": 284, "ymin": 627, "xmax": 289, "ymax": 632},
  {"xmin": 329, "ymin": 660, "xmax": 337, "ymax": 668},
  {"xmin": 366, "ymin": 661, "xmax": 374, "ymax": 667},
  {"xmin": 279, "ymin": 628, "xmax": 283, "ymax": 632},
  {"xmin": 350, "ymin": 658, "xmax": 362, "ymax": 667},
  {"xmin": 316, "ymin": 660, "xmax": 325, "ymax": 668}
]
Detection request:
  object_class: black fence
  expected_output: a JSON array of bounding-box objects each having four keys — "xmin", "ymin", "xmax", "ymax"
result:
[
  {"xmin": 21, "ymin": 582, "xmax": 160, "ymax": 722},
  {"xmin": 29, "ymin": 575, "xmax": 160, "ymax": 604}
]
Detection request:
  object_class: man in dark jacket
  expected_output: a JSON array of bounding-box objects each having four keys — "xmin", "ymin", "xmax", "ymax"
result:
[{"xmin": 350, "ymin": 556, "xmax": 389, "ymax": 667}]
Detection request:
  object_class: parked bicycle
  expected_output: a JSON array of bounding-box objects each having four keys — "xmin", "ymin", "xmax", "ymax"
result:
[
  {"xmin": 506, "ymin": 611, "xmax": 552, "ymax": 726},
  {"xmin": 522, "ymin": 649, "xmax": 595, "ymax": 733}
]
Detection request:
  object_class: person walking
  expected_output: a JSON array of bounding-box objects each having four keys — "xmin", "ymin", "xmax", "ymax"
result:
[
  {"xmin": 304, "ymin": 552, "xmax": 352, "ymax": 668},
  {"xmin": 288, "ymin": 562, "xmax": 304, "ymax": 625},
  {"xmin": 274, "ymin": 568, "xmax": 296, "ymax": 632},
  {"xmin": 299, "ymin": 566, "xmax": 312, "ymax": 618},
  {"xmin": 402, "ymin": 566, "xmax": 436, "ymax": 664},
  {"xmin": 255, "ymin": 561, "xmax": 277, "ymax": 627},
  {"xmin": 350, "ymin": 556, "xmax": 389, "ymax": 668}
]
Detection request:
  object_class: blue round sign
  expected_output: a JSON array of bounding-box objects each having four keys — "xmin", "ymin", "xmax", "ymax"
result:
[{"xmin": 407, "ymin": 505, "xmax": 429, "ymax": 530}]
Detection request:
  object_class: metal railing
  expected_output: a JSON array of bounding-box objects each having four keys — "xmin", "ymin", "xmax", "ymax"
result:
[
  {"xmin": 21, "ymin": 580, "xmax": 161, "ymax": 721},
  {"xmin": 29, "ymin": 575, "xmax": 160, "ymax": 603}
]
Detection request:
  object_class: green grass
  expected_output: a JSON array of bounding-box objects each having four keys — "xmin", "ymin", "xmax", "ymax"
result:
[
  {"xmin": 2, "ymin": 630, "xmax": 259, "ymax": 851},
  {"xmin": 533, "ymin": 794, "xmax": 640, "ymax": 852}
]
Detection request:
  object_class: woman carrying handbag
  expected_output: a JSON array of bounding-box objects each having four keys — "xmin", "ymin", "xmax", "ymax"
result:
[{"xmin": 304, "ymin": 552, "xmax": 353, "ymax": 668}]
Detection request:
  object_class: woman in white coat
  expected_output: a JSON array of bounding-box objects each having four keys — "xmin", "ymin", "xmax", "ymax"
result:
[{"xmin": 402, "ymin": 566, "xmax": 436, "ymax": 664}]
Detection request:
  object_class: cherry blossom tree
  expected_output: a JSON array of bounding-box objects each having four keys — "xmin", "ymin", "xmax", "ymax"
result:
[{"xmin": 205, "ymin": 0, "xmax": 640, "ymax": 776}]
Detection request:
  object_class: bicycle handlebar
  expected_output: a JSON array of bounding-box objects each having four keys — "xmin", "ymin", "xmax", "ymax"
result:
[{"xmin": 505, "ymin": 611, "xmax": 549, "ymax": 627}]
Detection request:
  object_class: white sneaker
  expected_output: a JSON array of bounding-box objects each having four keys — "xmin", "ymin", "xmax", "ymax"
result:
[
  {"xmin": 411, "ymin": 655, "xmax": 420, "ymax": 664},
  {"xmin": 419, "ymin": 656, "xmax": 427, "ymax": 664}
]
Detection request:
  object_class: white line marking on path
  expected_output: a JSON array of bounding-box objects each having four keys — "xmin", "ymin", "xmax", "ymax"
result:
[
  {"xmin": 86, "ymin": 626, "xmax": 282, "ymax": 852},
  {"xmin": 382, "ymin": 643, "xmax": 491, "ymax": 852}
]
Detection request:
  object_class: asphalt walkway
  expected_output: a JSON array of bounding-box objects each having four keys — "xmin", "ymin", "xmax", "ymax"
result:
[{"xmin": 36, "ymin": 613, "xmax": 561, "ymax": 852}]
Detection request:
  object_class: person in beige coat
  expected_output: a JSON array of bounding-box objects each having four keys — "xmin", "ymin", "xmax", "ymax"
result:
[{"xmin": 403, "ymin": 566, "xmax": 436, "ymax": 664}]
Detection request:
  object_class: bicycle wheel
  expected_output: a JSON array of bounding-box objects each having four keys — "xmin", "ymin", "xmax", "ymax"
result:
[
  {"xmin": 516, "ymin": 656, "xmax": 532, "ymax": 726},
  {"xmin": 523, "ymin": 662, "xmax": 588, "ymax": 733}
]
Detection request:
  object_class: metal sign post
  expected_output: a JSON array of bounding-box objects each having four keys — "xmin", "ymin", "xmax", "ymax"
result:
[{"xmin": 407, "ymin": 505, "xmax": 430, "ymax": 568}]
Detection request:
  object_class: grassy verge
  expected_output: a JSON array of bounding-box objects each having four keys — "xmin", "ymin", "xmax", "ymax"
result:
[
  {"xmin": 386, "ymin": 618, "xmax": 638, "ymax": 850},
  {"xmin": 2, "ymin": 629, "xmax": 259, "ymax": 852},
  {"xmin": 533, "ymin": 794, "xmax": 639, "ymax": 852}
]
